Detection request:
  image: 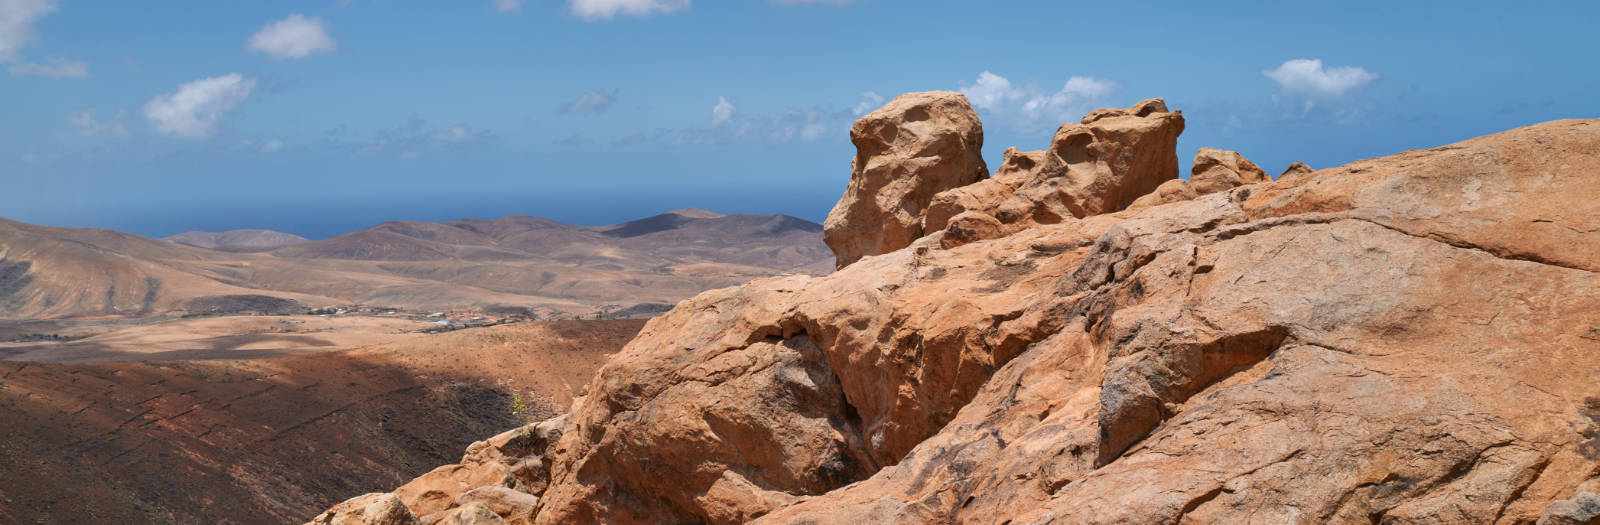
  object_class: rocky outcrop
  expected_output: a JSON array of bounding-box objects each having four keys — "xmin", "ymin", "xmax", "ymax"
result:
[
  {"xmin": 924, "ymin": 98, "xmax": 1184, "ymax": 246},
  {"xmin": 394, "ymin": 416, "xmax": 564, "ymax": 520},
  {"xmin": 823, "ymin": 91, "xmax": 988, "ymax": 268},
  {"xmin": 1278, "ymin": 160, "xmax": 1314, "ymax": 180},
  {"xmin": 1126, "ymin": 147, "xmax": 1268, "ymax": 210},
  {"xmin": 306, "ymin": 493, "xmax": 417, "ymax": 525},
  {"xmin": 310, "ymin": 97, "xmax": 1600, "ymax": 524},
  {"xmin": 756, "ymin": 117, "xmax": 1600, "ymax": 524},
  {"xmin": 1189, "ymin": 147, "xmax": 1269, "ymax": 194}
]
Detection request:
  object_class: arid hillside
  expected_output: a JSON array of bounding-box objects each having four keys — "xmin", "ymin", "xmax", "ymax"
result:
[
  {"xmin": 165, "ymin": 229, "xmax": 312, "ymax": 252},
  {"xmin": 0, "ymin": 319, "xmax": 643, "ymax": 525},
  {"xmin": 307, "ymin": 93, "xmax": 1600, "ymax": 525},
  {"xmin": 0, "ymin": 209, "xmax": 830, "ymax": 320}
]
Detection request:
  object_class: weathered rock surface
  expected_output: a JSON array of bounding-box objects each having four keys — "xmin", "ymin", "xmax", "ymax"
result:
[
  {"xmin": 395, "ymin": 416, "xmax": 565, "ymax": 519},
  {"xmin": 1278, "ymin": 160, "xmax": 1315, "ymax": 180},
  {"xmin": 823, "ymin": 91, "xmax": 988, "ymax": 268},
  {"xmin": 924, "ymin": 98, "xmax": 1184, "ymax": 243},
  {"xmin": 305, "ymin": 493, "xmax": 417, "ymax": 525},
  {"xmin": 311, "ymin": 99, "xmax": 1600, "ymax": 524},
  {"xmin": 1127, "ymin": 147, "xmax": 1268, "ymax": 210},
  {"xmin": 1189, "ymin": 147, "xmax": 1269, "ymax": 194},
  {"xmin": 419, "ymin": 502, "xmax": 509, "ymax": 525}
]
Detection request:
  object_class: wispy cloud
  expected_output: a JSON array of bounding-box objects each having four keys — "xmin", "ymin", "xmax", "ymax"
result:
[
  {"xmin": 851, "ymin": 91, "xmax": 884, "ymax": 116},
  {"xmin": 558, "ymin": 89, "xmax": 619, "ymax": 115},
  {"xmin": 351, "ymin": 116, "xmax": 494, "ymax": 158},
  {"xmin": 8, "ymin": 56, "xmax": 85, "ymax": 78},
  {"xmin": 959, "ymin": 71, "xmax": 1117, "ymax": 130},
  {"xmin": 142, "ymin": 73, "xmax": 257, "ymax": 139},
  {"xmin": 492, "ymin": 0, "xmax": 523, "ymax": 13},
  {"xmin": 68, "ymin": 109, "xmax": 129, "ymax": 138},
  {"xmin": 711, "ymin": 96, "xmax": 736, "ymax": 126},
  {"xmin": 569, "ymin": 0, "xmax": 689, "ymax": 21},
  {"xmin": 248, "ymin": 14, "xmax": 337, "ymax": 60},
  {"xmin": 0, "ymin": 0, "xmax": 54, "ymax": 63}
]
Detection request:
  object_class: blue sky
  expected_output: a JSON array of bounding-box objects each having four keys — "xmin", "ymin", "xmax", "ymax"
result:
[{"xmin": 2, "ymin": 0, "xmax": 1596, "ymax": 239}]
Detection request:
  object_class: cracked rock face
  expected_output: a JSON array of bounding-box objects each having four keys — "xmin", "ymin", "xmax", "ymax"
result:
[{"xmin": 311, "ymin": 104, "xmax": 1600, "ymax": 525}]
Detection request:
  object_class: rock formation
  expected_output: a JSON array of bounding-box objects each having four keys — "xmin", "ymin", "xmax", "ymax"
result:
[
  {"xmin": 1126, "ymin": 147, "xmax": 1268, "ymax": 210},
  {"xmin": 308, "ymin": 95, "xmax": 1600, "ymax": 525},
  {"xmin": 1278, "ymin": 160, "xmax": 1314, "ymax": 180},
  {"xmin": 922, "ymin": 98, "xmax": 1184, "ymax": 247},
  {"xmin": 1188, "ymin": 147, "xmax": 1269, "ymax": 194},
  {"xmin": 306, "ymin": 493, "xmax": 417, "ymax": 525},
  {"xmin": 823, "ymin": 91, "xmax": 988, "ymax": 268}
]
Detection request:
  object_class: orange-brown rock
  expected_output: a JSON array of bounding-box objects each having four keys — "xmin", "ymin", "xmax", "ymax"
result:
[
  {"xmin": 1278, "ymin": 160, "xmax": 1314, "ymax": 180},
  {"xmin": 1188, "ymin": 147, "xmax": 1269, "ymax": 194},
  {"xmin": 823, "ymin": 91, "xmax": 988, "ymax": 268},
  {"xmin": 1124, "ymin": 177, "xmax": 1199, "ymax": 210},
  {"xmin": 310, "ymin": 105, "xmax": 1600, "ymax": 525},
  {"xmin": 923, "ymin": 99, "xmax": 1184, "ymax": 239},
  {"xmin": 395, "ymin": 416, "xmax": 565, "ymax": 517},
  {"xmin": 758, "ymin": 118, "xmax": 1600, "ymax": 525},
  {"xmin": 1127, "ymin": 148, "xmax": 1268, "ymax": 210},
  {"xmin": 419, "ymin": 502, "xmax": 509, "ymax": 525}
]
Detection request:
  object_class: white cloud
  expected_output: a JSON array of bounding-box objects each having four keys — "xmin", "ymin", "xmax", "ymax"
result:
[
  {"xmin": 773, "ymin": 0, "xmax": 852, "ymax": 4},
  {"xmin": 8, "ymin": 56, "xmax": 84, "ymax": 77},
  {"xmin": 69, "ymin": 109, "xmax": 129, "ymax": 138},
  {"xmin": 247, "ymin": 14, "xmax": 336, "ymax": 60},
  {"xmin": 261, "ymin": 139, "xmax": 283, "ymax": 152},
  {"xmin": 959, "ymin": 71, "xmax": 1117, "ymax": 128},
  {"xmin": 1020, "ymin": 76, "xmax": 1116, "ymax": 121},
  {"xmin": 570, "ymin": 0, "xmax": 688, "ymax": 21},
  {"xmin": 0, "ymin": 0, "xmax": 54, "ymax": 63},
  {"xmin": 558, "ymin": 89, "xmax": 618, "ymax": 114},
  {"xmin": 1263, "ymin": 58, "xmax": 1377, "ymax": 98},
  {"xmin": 959, "ymin": 71, "xmax": 1023, "ymax": 111},
  {"xmin": 142, "ymin": 73, "xmax": 257, "ymax": 139},
  {"xmin": 851, "ymin": 91, "xmax": 883, "ymax": 116},
  {"xmin": 492, "ymin": 0, "xmax": 522, "ymax": 13},
  {"xmin": 711, "ymin": 96, "xmax": 735, "ymax": 126}
]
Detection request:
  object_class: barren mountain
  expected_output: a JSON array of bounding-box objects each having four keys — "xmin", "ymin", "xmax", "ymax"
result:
[
  {"xmin": 0, "ymin": 319, "xmax": 644, "ymax": 525},
  {"xmin": 309, "ymin": 93, "xmax": 1600, "ymax": 525},
  {"xmin": 0, "ymin": 210, "xmax": 830, "ymax": 320},
  {"xmin": 165, "ymin": 229, "xmax": 311, "ymax": 252}
]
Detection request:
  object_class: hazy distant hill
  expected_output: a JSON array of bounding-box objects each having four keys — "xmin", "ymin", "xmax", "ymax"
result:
[
  {"xmin": 0, "ymin": 210, "xmax": 831, "ymax": 320},
  {"xmin": 272, "ymin": 208, "xmax": 828, "ymax": 269},
  {"xmin": 165, "ymin": 229, "xmax": 311, "ymax": 252}
]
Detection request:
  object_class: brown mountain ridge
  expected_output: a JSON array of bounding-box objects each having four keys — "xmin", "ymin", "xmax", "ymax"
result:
[{"xmin": 0, "ymin": 209, "xmax": 830, "ymax": 320}]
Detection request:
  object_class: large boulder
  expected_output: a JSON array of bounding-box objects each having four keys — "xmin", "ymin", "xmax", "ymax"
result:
[
  {"xmin": 1188, "ymin": 147, "xmax": 1268, "ymax": 194},
  {"xmin": 823, "ymin": 91, "xmax": 988, "ymax": 268}
]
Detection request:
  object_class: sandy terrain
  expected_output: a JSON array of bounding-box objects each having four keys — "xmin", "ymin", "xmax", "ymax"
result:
[{"xmin": 0, "ymin": 314, "xmax": 436, "ymax": 362}]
